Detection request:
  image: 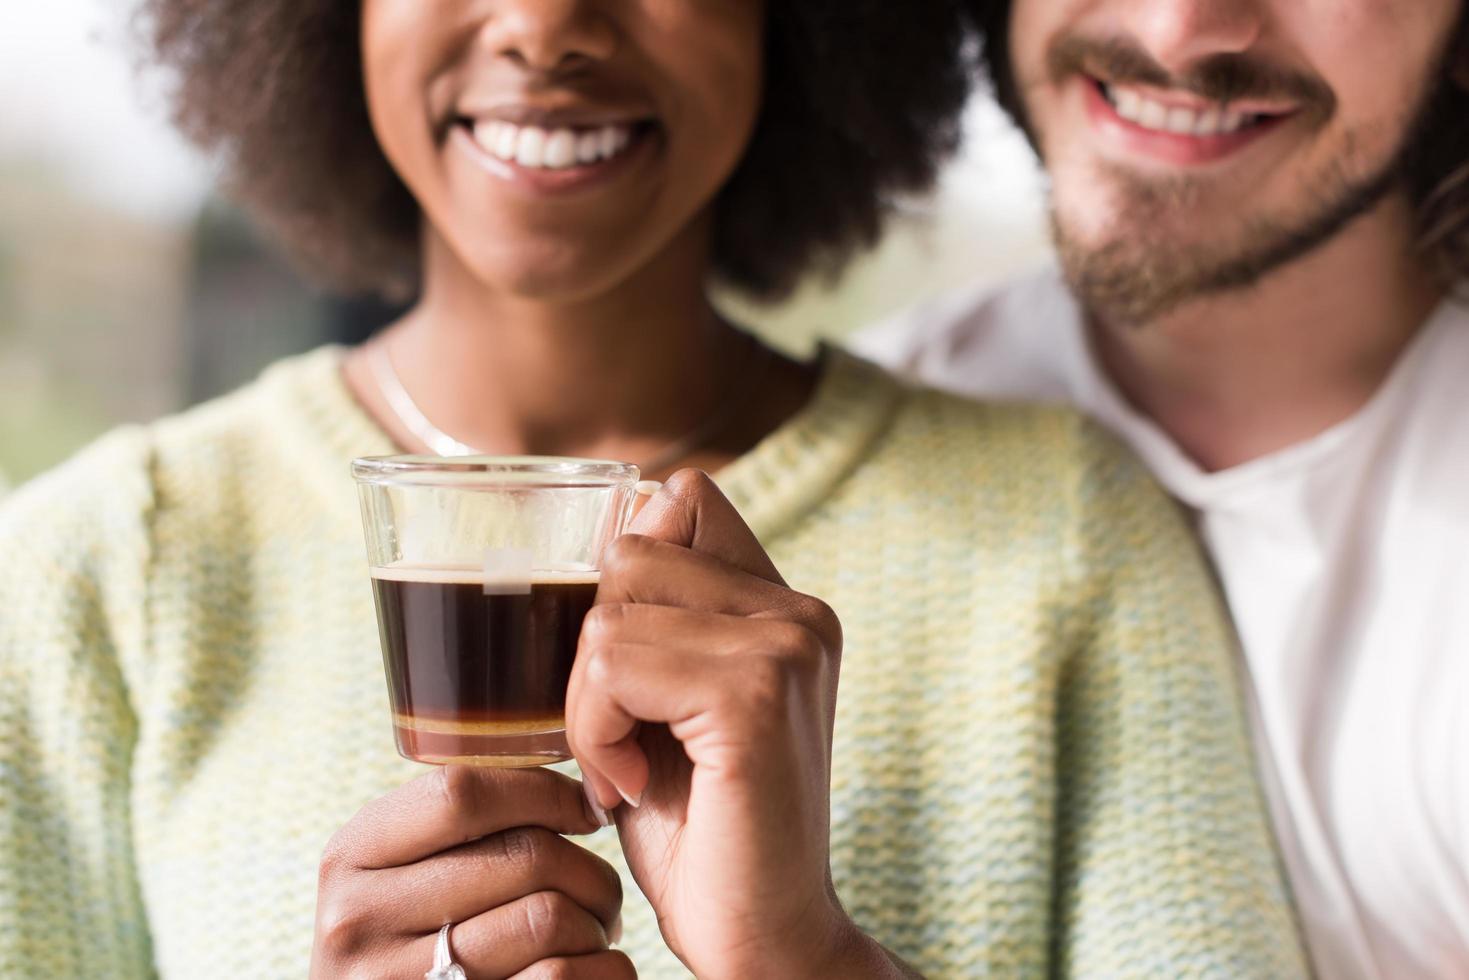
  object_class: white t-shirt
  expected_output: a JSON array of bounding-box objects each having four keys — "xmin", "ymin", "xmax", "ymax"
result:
[{"xmin": 854, "ymin": 264, "xmax": 1469, "ymax": 980}]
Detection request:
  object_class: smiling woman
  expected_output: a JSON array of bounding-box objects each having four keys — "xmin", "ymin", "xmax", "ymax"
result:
[
  {"xmin": 356, "ymin": 0, "xmax": 768, "ymax": 308},
  {"xmin": 467, "ymin": 119, "xmax": 634, "ymax": 174},
  {"xmin": 143, "ymin": 0, "xmax": 969, "ymax": 302}
]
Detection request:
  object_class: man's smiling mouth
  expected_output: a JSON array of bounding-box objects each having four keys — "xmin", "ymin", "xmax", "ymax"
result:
[{"xmin": 1093, "ymin": 78, "xmax": 1294, "ymax": 138}]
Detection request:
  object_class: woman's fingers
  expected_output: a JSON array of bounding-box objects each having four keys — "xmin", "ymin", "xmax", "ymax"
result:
[
  {"xmin": 567, "ymin": 604, "xmax": 836, "ymax": 807},
  {"xmin": 510, "ymin": 950, "xmax": 639, "ymax": 980},
  {"xmin": 323, "ymin": 766, "xmax": 601, "ymax": 871},
  {"xmin": 598, "ymin": 532, "xmax": 819, "ymax": 623},
  {"xmin": 345, "ymin": 827, "xmax": 624, "ymax": 934},
  {"xmin": 394, "ymin": 892, "xmax": 614, "ymax": 979},
  {"xmin": 312, "ymin": 771, "xmax": 623, "ymax": 977},
  {"xmin": 630, "ymin": 469, "xmax": 783, "ymax": 585}
]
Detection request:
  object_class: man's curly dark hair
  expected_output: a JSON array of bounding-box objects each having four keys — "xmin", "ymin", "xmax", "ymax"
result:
[
  {"xmin": 139, "ymin": 2, "xmax": 973, "ymax": 302},
  {"xmin": 966, "ymin": 0, "xmax": 1469, "ymax": 286}
]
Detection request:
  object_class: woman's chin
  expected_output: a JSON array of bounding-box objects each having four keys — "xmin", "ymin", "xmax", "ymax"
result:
[
  {"xmin": 469, "ymin": 266, "xmax": 622, "ymax": 303},
  {"xmin": 440, "ymin": 243, "xmax": 637, "ymax": 304}
]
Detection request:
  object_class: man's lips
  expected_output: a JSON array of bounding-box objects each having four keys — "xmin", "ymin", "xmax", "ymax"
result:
[
  {"xmin": 1084, "ymin": 76, "xmax": 1294, "ymax": 166},
  {"xmin": 1102, "ymin": 74, "xmax": 1299, "ymax": 111}
]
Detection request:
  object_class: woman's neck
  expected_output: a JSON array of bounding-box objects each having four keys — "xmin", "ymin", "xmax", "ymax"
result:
[{"xmin": 343, "ymin": 224, "xmax": 816, "ymax": 478}]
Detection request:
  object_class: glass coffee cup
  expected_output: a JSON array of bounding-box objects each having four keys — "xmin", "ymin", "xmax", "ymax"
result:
[{"xmin": 352, "ymin": 456, "xmax": 639, "ymax": 767}]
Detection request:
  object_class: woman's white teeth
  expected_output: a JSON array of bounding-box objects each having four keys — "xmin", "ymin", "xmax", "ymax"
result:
[
  {"xmin": 1105, "ymin": 84, "xmax": 1255, "ymax": 136},
  {"xmin": 472, "ymin": 121, "xmax": 636, "ymax": 169},
  {"xmin": 576, "ymin": 130, "xmax": 601, "ymax": 163},
  {"xmin": 544, "ymin": 129, "xmax": 577, "ymax": 169},
  {"xmin": 514, "ymin": 126, "xmax": 545, "ymax": 167}
]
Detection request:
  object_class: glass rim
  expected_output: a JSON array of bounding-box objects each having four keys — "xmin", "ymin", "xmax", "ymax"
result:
[{"xmin": 351, "ymin": 454, "xmax": 640, "ymax": 488}]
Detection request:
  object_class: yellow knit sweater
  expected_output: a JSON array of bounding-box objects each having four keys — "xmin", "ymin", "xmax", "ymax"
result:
[{"xmin": 0, "ymin": 347, "xmax": 1307, "ymax": 977}]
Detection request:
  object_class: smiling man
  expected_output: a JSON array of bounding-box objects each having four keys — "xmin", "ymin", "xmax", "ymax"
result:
[{"xmin": 857, "ymin": 2, "xmax": 1469, "ymax": 977}]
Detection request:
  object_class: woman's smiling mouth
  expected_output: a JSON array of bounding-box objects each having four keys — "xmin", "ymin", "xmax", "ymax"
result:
[
  {"xmin": 449, "ymin": 111, "xmax": 660, "ymax": 194},
  {"xmin": 470, "ymin": 119, "xmax": 640, "ymax": 170}
]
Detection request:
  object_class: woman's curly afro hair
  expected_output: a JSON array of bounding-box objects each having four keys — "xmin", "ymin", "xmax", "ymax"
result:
[{"xmin": 141, "ymin": 1, "xmax": 974, "ymax": 302}]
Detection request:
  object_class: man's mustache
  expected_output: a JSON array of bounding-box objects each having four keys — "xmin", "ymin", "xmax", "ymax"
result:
[{"xmin": 1047, "ymin": 34, "xmax": 1336, "ymax": 117}]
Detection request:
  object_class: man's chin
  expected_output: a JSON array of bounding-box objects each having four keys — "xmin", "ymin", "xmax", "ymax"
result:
[
  {"xmin": 1054, "ymin": 237, "xmax": 1201, "ymax": 326},
  {"xmin": 1049, "ymin": 203, "xmax": 1221, "ymax": 325},
  {"xmin": 1047, "ymin": 95, "xmax": 1422, "ymax": 324},
  {"xmin": 1052, "ymin": 163, "xmax": 1402, "ymax": 326}
]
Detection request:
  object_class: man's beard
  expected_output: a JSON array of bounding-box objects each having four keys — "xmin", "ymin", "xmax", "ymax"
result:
[
  {"xmin": 1052, "ymin": 144, "xmax": 1403, "ymax": 325},
  {"xmin": 1039, "ymin": 32, "xmax": 1436, "ymax": 326}
]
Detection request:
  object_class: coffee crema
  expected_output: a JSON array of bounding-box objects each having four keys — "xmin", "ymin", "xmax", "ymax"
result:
[{"xmin": 369, "ymin": 563, "xmax": 599, "ymax": 766}]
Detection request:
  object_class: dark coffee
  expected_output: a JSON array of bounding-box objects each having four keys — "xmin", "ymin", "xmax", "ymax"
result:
[{"xmin": 370, "ymin": 565, "xmax": 599, "ymax": 764}]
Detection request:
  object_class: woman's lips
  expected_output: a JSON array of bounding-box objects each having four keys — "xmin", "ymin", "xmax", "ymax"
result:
[
  {"xmin": 450, "ymin": 118, "xmax": 658, "ymax": 195},
  {"xmin": 470, "ymin": 119, "xmax": 638, "ymax": 170}
]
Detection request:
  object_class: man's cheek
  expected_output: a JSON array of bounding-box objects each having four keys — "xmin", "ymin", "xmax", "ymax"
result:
[{"xmin": 1051, "ymin": 170, "xmax": 1110, "ymax": 242}]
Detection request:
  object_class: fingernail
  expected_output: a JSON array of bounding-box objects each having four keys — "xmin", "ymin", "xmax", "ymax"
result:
[
  {"xmin": 609, "ymin": 912, "xmax": 623, "ymax": 946},
  {"xmin": 582, "ymin": 780, "xmax": 612, "ymax": 828},
  {"xmin": 616, "ymin": 785, "xmax": 642, "ymax": 809},
  {"xmin": 631, "ymin": 481, "xmax": 661, "ymax": 520}
]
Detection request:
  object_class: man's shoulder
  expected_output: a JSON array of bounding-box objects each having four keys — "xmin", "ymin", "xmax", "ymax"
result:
[
  {"xmin": 851, "ymin": 263, "xmax": 1067, "ymax": 362},
  {"xmin": 850, "ymin": 262, "xmax": 1088, "ymax": 403}
]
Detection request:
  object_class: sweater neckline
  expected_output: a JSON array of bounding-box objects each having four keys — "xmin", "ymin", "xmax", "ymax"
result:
[{"xmin": 274, "ymin": 344, "xmax": 904, "ymax": 544}]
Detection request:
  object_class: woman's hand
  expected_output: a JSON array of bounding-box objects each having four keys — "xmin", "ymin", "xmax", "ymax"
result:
[
  {"xmin": 567, "ymin": 471, "xmax": 898, "ymax": 979},
  {"xmin": 310, "ymin": 766, "xmax": 633, "ymax": 979}
]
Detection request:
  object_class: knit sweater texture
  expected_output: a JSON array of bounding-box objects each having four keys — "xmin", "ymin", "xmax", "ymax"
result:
[{"xmin": 0, "ymin": 347, "xmax": 1307, "ymax": 977}]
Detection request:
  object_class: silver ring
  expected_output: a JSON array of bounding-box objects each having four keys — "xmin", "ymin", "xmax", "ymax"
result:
[{"xmin": 425, "ymin": 923, "xmax": 467, "ymax": 980}]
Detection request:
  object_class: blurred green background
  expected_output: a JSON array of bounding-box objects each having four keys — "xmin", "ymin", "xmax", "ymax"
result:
[{"xmin": 0, "ymin": 1, "xmax": 1051, "ymax": 489}]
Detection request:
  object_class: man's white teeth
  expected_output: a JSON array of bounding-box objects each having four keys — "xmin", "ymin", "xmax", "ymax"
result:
[
  {"xmin": 493, "ymin": 125, "xmax": 517, "ymax": 160},
  {"xmin": 1105, "ymin": 84, "xmax": 1255, "ymax": 136},
  {"xmin": 471, "ymin": 121, "xmax": 636, "ymax": 169}
]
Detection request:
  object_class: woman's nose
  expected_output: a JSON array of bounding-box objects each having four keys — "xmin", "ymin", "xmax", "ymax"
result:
[{"xmin": 480, "ymin": 0, "xmax": 619, "ymax": 74}]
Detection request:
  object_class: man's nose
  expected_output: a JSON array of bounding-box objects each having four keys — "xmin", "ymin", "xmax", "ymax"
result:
[
  {"xmin": 479, "ymin": 0, "xmax": 619, "ymax": 74},
  {"xmin": 1124, "ymin": 0, "xmax": 1267, "ymax": 74}
]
